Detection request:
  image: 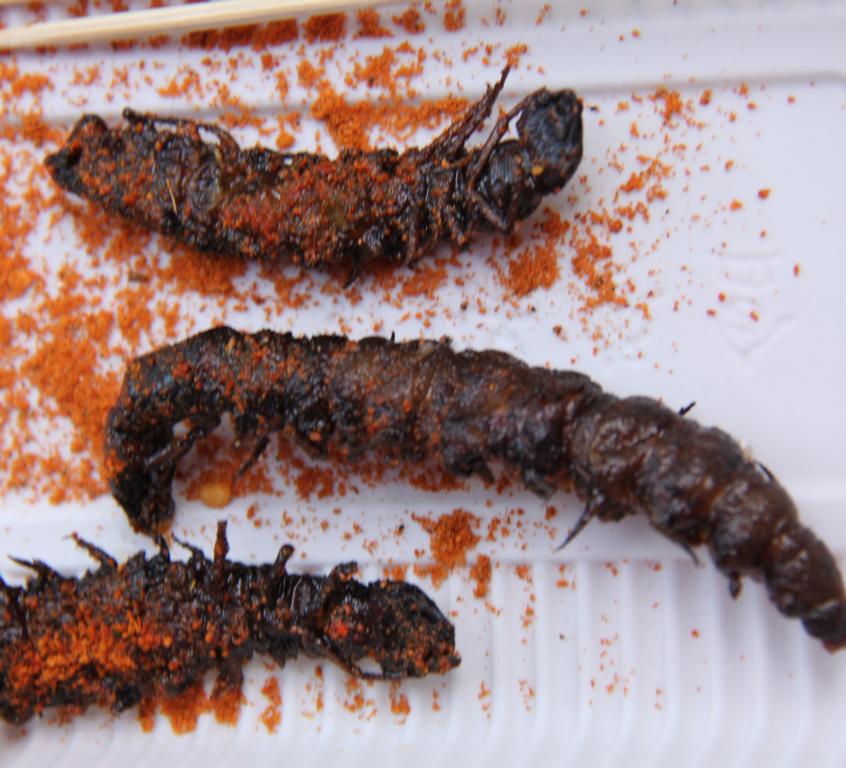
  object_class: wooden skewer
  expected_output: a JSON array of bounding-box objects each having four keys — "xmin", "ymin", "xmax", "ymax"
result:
[{"xmin": 0, "ymin": 0, "xmax": 388, "ymax": 50}]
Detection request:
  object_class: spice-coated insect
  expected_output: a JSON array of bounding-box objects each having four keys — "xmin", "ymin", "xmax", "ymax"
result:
[
  {"xmin": 104, "ymin": 327, "xmax": 846, "ymax": 651},
  {"xmin": 0, "ymin": 521, "xmax": 459, "ymax": 725},
  {"xmin": 45, "ymin": 68, "xmax": 582, "ymax": 279}
]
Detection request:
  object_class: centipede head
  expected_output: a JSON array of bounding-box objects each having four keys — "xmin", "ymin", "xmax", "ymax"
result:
[
  {"xmin": 44, "ymin": 114, "xmax": 110, "ymax": 195},
  {"xmin": 107, "ymin": 459, "xmax": 176, "ymax": 534},
  {"xmin": 516, "ymin": 88, "xmax": 583, "ymax": 195},
  {"xmin": 318, "ymin": 578, "xmax": 460, "ymax": 679}
]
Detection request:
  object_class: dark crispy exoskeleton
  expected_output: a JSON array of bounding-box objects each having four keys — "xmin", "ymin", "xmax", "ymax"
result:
[
  {"xmin": 45, "ymin": 68, "xmax": 583, "ymax": 276},
  {"xmin": 105, "ymin": 328, "xmax": 846, "ymax": 650},
  {"xmin": 0, "ymin": 521, "xmax": 459, "ymax": 725}
]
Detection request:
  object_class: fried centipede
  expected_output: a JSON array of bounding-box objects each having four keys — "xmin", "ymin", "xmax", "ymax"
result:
[
  {"xmin": 105, "ymin": 327, "xmax": 846, "ymax": 650},
  {"xmin": 44, "ymin": 68, "xmax": 582, "ymax": 278},
  {"xmin": 0, "ymin": 521, "xmax": 459, "ymax": 725}
]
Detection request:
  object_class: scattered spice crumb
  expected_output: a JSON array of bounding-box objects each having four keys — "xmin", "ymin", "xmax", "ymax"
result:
[
  {"xmin": 303, "ymin": 13, "xmax": 347, "ymax": 43},
  {"xmin": 413, "ymin": 508, "xmax": 480, "ymax": 587},
  {"xmin": 260, "ymin": 677, "xmax": 282, "ymax": 733},
  {"xmin": 393, "ymin": 8, "xmax": 425, "ymax": 34},
  {"xmin": 389, "ymin": 682, "xmax": 411, "ymax": 720},
  {"xmin": 355, "ymin": 8, "xmax": 392, "ymax": 38},
  {"xmin": 470, "ymin": 553, "xmax": 492, "ymax": 598},
  {"xmin": 159, "ymin": 682, "xmax": 210, "ymax": 734},
  {"xmin": 443, "ymin": 0, "xmax": 466, "ymax": 32}
]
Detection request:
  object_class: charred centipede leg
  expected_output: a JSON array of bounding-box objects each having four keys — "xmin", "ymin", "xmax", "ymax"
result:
[
  {"xmin": 0, "ymin": 521, "xmax": 459, "ymax": 725},
  {"xmin": 421, "ymin": 66, "xmax": 510, "ymax": 163},
  {"xmin": 7, "ymin": 557, "xmax": 61, "ymax": 581},
  {"xmin": 104, "ymin": 328, "xmax": 846, "ymax": 650},
  {"xmin": 69, "ymin": 534, "xmax": 118, "ymax": 568},
  {"xmin": 233, "ymin": 435, "xmax": 271, "ymax": 480}
]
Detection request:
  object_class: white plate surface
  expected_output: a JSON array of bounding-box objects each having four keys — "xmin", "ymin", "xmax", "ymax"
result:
[{"xmin": 1, "ymin": 1, "xmax": 845, "ymax": 765}]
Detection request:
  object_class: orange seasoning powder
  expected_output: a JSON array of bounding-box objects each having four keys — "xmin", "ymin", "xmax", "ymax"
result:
[
  {"xmin": 389, "ymin": 681, "xmax": 411, "ymax": 720},
  {"xmin": 413, "ymin": 508, "xmax": 481, "ymax": 587},
  {"xmin": 443, "ymin": 0, "xmax": 466, "ymax": 31},
  {"xmin": 470, "ymin": 553, "xmax": 492, "ymax": 598},
  {"xmin": 260, "ymin": 677, "xmax": 282, "ymax": 733},
  {"xmin": 303, "ymin": 13, "xmax": 348, "ymax": 44}
]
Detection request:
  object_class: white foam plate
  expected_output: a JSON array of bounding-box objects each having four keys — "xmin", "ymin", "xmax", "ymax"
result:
[{"xmin": 1, "ymin": 0, "xmax": 845, "ymax": 764}]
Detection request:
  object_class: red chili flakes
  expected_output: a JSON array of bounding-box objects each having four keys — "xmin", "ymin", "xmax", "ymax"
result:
[
  {"xmin": 275, "ymin": 113, "xmax": 300, "ymax": 150},
  {"xmin": 443, "ymin": 0, "xmax": 466, "ymax": 31},
  {"xmin": 293, "ymin": 464, "xmax": 335, "ymax": 501},
  {"xmin": 159, "ymin": 682, "xmax": 210, "ymax": 734},
  {"xmin": 652, "ymin": 87, "xmax": 685, "ymax": 124},
  {"xmin": 383, "ymin": 562, "xmax": 409, "ymax": 581},
  {"xmin": 389, "ymin": 682, "xmax": 411, "ymax": 719},
  {"xmin": 343, "ymin": 676, "xmax": 375, "ymax": 716},
  {"xmin": 259, "ymin": 677, "xmax": 282, "ymax": 733},
  {"xmin": 303, "ymin": 13, "xmax": 347, "ymax": 43},
  {"xmin": 499, "ymin": 207, "xmax": 569, "ymax": 297},
  {"xmin": 730, "ymin": 199, "xmax": 743, "ymax": 211},
  {"xmin": 413, "ymin": 508, "xmax": 481, "ymax": 587},
  {"xmin": 757, "ymin": 188, "xmax": 770, "ymax": 199},
  {"xmin": 297, "ymin": 59, "xmax": 324, "ymax": 89},
  {"xmin": 275, "ymin": 71, "xmax": 289, "ymax": 100},
  {"xmin": 355, "ymin": 9, "xmax": 392, "ymax": 38},
  {"xmin": 393, "ymin": 8, "xmax": 425, "ymax": 34},
  {"xmin": 211, "ymin": 682, "xmax": 244, "ymax": 725},
  {"xmin": 181, "ymin": 20, "xmax": 298, "ymax": 51},
  {"xmin": 138, "ymin": 697, "xmax": 156, "ymax": 731},
  {"xmin": 478, "ymin": 681, "xmax": 491, "ymax": 716},
  {"xmin": 431, "ymin": 689, "xmax": 441, "ymax": 711},
  {"xmin": 309, "ymin": 82, "xmax": 467, "ymax": 152},
  {"xmin": 156, "ymin": 67, "xmax": 202, "ymax": 99},
  {"xmin": 470, "ymin": 554, "xmax": 492, "ymax": 599},
  {"xmin": 504, "ymin": 43, "xmax": 529, "ymax": 68}
]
